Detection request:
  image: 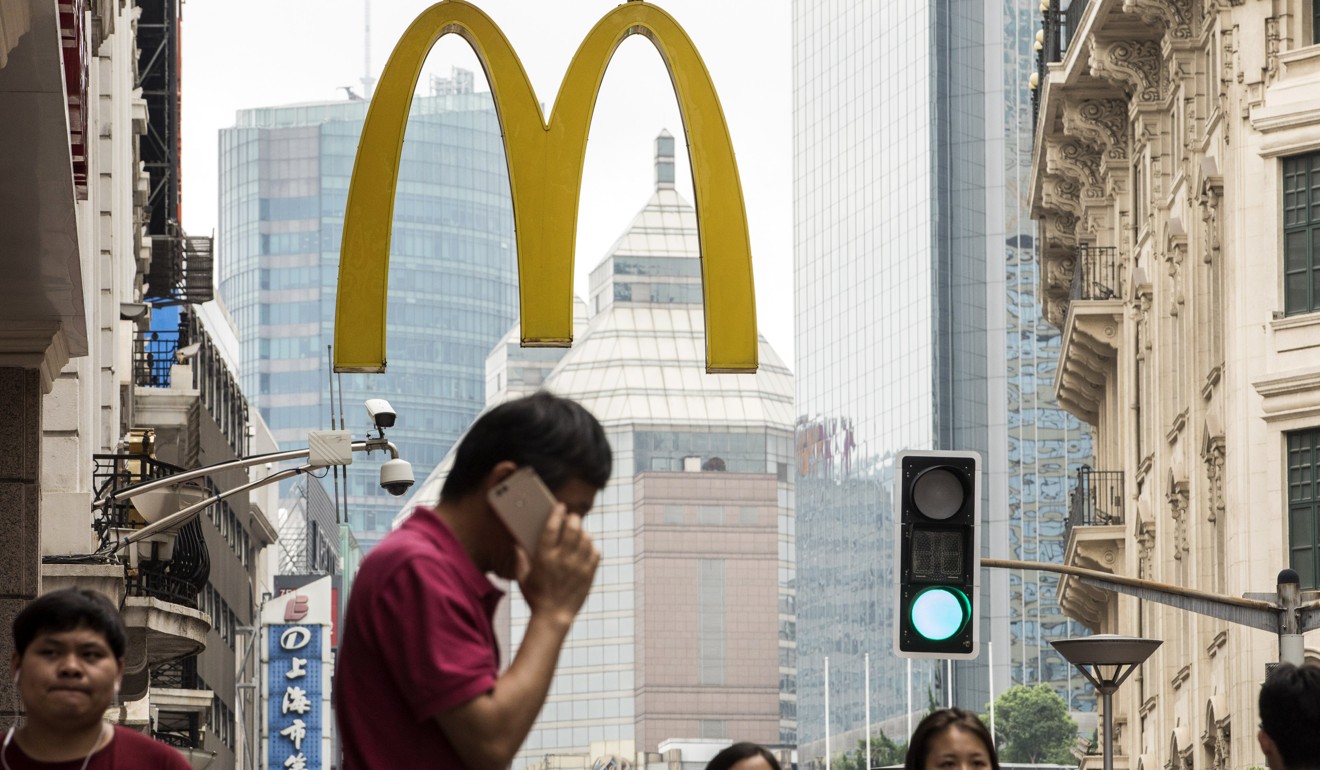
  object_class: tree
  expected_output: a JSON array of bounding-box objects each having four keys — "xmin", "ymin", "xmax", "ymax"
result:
[
  {"xmin": 833, "ymin": 732, "xmax": 907, "ymax": 770},
  {"xmin": 988, "ymin": 684, "xmax": 1079, "ymax": 764}
]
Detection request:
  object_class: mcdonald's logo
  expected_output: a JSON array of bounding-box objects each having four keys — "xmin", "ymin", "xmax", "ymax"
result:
[{"xmin": 333, "ymin": 0, "xmax": 758, "ymax": 374}]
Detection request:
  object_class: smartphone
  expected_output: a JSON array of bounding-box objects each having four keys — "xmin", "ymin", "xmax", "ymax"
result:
[{"xmin": 487, "ymin": 466, "xmax": 558, "ymax": 552}]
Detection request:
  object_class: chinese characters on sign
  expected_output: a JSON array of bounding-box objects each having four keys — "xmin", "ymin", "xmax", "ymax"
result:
[{"xmin": 269, "ymin": 624, "xmax": 322, "ymax": 769}]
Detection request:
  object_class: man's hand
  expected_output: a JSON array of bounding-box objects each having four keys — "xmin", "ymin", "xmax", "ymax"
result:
[
  {"xmin": 436, "ymin": 504, "xmax": 600, "ymax": 769},
  {"xmin": 517, "ymin": 504, "xmax": 600, "ymax": 627}
]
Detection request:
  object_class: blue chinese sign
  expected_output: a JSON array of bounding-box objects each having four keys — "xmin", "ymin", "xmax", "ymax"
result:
[{"xmin": 268, "ymin": 624, "xmax": 323, "ymax": 769}]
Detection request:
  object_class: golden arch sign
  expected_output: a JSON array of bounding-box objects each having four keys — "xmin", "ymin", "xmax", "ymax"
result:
[{"xmin": 333, "ymin": 0, "xmax": 758, "ymax": 374}]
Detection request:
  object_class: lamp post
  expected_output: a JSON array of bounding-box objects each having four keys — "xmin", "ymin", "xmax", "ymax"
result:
[{"xmin": 1051, "ymin": 635, "xmax": 1161, "ymax": 770}]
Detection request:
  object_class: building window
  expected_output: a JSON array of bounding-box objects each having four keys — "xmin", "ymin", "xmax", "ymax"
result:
[
  {"xmin": 1283, "ymin": 151, "xmax": 1320, "ymax": 315},
  {"xmin": 697, "ymin": 559, "xmax": 725, "ymax": 685},
  {"xmin": 1287, "ymin": 428, "xmax": 1320, "ymax": 588}
]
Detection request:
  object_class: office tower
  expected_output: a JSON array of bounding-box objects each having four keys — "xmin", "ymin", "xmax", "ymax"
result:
[
  {"xmin": 407, "ymin": 133, "xmax": 796, "ymax": 767},
  {"xmin": 792, "ymin": 0, "xmax": 1092, "ymax": 761},
  {"xmin": 218, "ymin": 71, "xmax": 517, "ymax": 549}
]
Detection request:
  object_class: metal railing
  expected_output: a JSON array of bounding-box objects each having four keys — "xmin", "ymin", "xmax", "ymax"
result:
[
  {"xmin": 1070, "ymin": 245, "xmax": 1121, "ymax": 302},
  {"xmin": 1068, "ymin": 466, "xmax": 1124, "ymax": 530},
  {"xmin": 92, "ymin": 454, "xmax": 210, "ymax": 608},
  {"xmin": 1033, "ymin": 0, "xmax": 1089, "ymax": 131},
  {"xmin": 153, "ymin": 657, "xmax": 205, "ymax": 753},
  {"xmin": 151, "ymin": 656, "xmax": 200, "ymax": 689},
  {"xmin": 134, "ymin": 329, "xmax": 180, "ymax": 388},
  {"xmin": 1064, "ymin": 0, "xmax": 1092, "ymax": 52}
]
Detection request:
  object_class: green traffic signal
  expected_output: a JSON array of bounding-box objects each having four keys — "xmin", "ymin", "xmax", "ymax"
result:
[
  {"xmin": 895, "ymin": 450, "xmax": 981, "ymax": 659},
  {"xmin": 909, "ymin": 586, "xmax": 972, "ymax": 641}
]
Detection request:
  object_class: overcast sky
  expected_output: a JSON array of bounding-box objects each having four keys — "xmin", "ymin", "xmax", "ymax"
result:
[{"xmin": 180, "ymin": 0, "xmax": 795, "ymax": 368}]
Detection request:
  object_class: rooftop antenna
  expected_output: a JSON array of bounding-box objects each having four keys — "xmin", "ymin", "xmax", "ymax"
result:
[{"xmin": 361, "ymin": 0, "xmax": 376, "ymax": 99}]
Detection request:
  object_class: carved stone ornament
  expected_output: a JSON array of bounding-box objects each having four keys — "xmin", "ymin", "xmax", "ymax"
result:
[
  {"xmin": 1124, "ymin": 0, "xmax": 1195, "ymax": 39},
  {"xmin": 1137, "ymin": 517, "xmax": 1157, "ymax": 578},
  {"xmin": 1045, "ymin": 211, "xmax": 1080, "ymax": 251},
  {"xmin": 1202, "ymin": 702, "xmax": 1231, "ymax": 770},
  {"xmin": 1168, "ymin": 469, "xmax": 1191, "ymax": 559},
  {"xmin": 1090, "ymin": 38, "xmax": 1163, "ymax": 103},
  {"xmin": 1046, "ymin": 252, "xmax": 1078, "ymax": 293},
  {"xmin": 1200, "ymin": 178, "xmax": 1222, "ymax": 264},
  {"xmin": 1266, "ymin": 17, "xmax": 1280, "ymax": 85},
  {"xmin": 1202, "ymin": 426, "xmax": 1226, "ymax": 523},
  {"xmin": 1043, "ymin": 176, "xmax": 1083, "ymax": 218},
  {"xmin": 1062, "ymin": 99, "xmax": 1130, "ymax": 161},
  {"xmin": 1220, "ymin": 27, "xmax": 1237, "ymax": 87},
  {"xmin": 1047, "ymin": 138, "xmax": 1105, "ymax": 194}
]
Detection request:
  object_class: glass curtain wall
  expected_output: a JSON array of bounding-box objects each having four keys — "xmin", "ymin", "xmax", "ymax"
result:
[{"xmin": 218, "ymin": 92, "xmax": 517, "ymax": 550}]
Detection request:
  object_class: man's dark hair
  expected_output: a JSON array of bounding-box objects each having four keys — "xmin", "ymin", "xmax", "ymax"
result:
[
  {"xmin": 705, "ymin": 742, "xmax": 781, "ymax": 770},
  {"xmin": 905, "ymin": 708, "xmax": 1000, "ymax": 770},
  {"xmin": 1260, "ymin": 662, "xmax": 1320, "ymax": 769},
  {"xmin": 12, "ymin": 588, "xmax": 127, "ymax": 659},
  {"xmin": 441, "ymin": 391, "xmax": 612, "ymax": 501}
]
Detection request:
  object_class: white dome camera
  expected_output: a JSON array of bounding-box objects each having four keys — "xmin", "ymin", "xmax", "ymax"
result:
[
  {"xmin": 379, "ymin": 458, "xmax": 415, "ymax": 496},
  {"xmin": 365, "ymin": 399, "xmax": 397, "ymax": 430}
]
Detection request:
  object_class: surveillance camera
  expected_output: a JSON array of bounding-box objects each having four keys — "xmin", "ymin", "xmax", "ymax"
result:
[
  {"xmin": 365, "ymin": 399, "xmax": 397, "ymax": 430},
  {"xmin": 379, "ymin": 458, "xmax": 414, "ymax": 497}
]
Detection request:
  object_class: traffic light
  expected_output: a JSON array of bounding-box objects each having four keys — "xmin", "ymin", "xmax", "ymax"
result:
[{"xmin": 894, "ymin": 450, "xmax": 980, "ymax": 659}]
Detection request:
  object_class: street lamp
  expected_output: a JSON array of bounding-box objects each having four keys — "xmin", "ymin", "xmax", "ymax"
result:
[{"xmin": 1051, "ymin": 635, "xmax": 1162, "ymax": 770}]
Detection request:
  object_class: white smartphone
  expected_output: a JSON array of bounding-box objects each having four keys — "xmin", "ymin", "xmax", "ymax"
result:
[{"xmin": 487, "ymin": 466, "xmax": 558, "ymax": 552}]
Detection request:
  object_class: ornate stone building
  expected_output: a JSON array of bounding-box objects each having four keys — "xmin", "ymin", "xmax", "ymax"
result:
[{"xmin": 1031, "ymin": 1, "xmax": 1320, "ymax": 769}]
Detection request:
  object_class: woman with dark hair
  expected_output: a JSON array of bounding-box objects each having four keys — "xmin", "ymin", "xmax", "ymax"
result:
[
  {"xmin": 904, "ymin": 708, "xmax": 999, "ymax": 770},
  {"xmin": 705, "ymin": 742, "xmax": 782, "ymax": 770}
]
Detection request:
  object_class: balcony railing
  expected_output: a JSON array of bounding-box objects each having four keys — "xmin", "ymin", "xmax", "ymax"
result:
[
  {"xmin": 1033, "ymin": 0, "xmax": 1090, "ymax": 131},
  {"xmin": 1070, "ymin": 245, "xmax": 1120, "ymax": 302},
  {"xmin": 151, "ymin": 656, "xmax": 199, "ymax": 689},
  {"xmin": 1068, "ymin": 466, "xmax": 1124, "ymax": 530},
  {"xmin": 1063, "ymin": 0, "xmax": 1091, "ymax": 52},
  {"xmin": 134, "ymin": 329, "xmax": 180, "ymax": 388},
  {"xmin": 92, "ymin": 454, "xmax": 210, "ymax": 608}
]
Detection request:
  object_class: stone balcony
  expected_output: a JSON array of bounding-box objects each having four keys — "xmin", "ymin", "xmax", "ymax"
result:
[
  {"xmin": 1055, "ymin": 246, "xmax": 1124, "ymax": 426},
  {"xmin": 1059, "ymin": 466, "xmax": 1126, "ymax": 631}
]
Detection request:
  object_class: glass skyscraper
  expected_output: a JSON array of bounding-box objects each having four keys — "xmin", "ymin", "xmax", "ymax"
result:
[
  {"xmin": 218, "ymin": 74, "xmax": 517, "ymax": 550},
  {"xmin": 792, "ymin": 0, "xmax": 1092, "ymax": 761}
]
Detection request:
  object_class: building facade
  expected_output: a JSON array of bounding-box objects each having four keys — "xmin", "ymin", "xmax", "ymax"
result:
[
  {"xmin": 792, "ymin": 0, "xmax": 1092, "ymax": 761},
  {"xmin": 134, "ymin": 304, "xmax": 281, "ymax": 768},
  {"xmin": 1, "ymin": 2, "xmax": 281, "ymax": 767},
  {"xmin": 407, "ymin": 134, "xmax": 797, "ymax": 769},
  {"xmin": 1030, "ymin": 0, "xmax": 1320, "ymax": 768},
  {"xmin": 217, "ymin": 71, "xmax": 518, "ymax": 550}
]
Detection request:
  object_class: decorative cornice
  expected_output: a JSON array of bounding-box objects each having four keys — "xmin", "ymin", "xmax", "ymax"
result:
[
  {"xmin": 1253, "ymin": 368, "xmax": 1320, "ymax": 423},
  {"xmin": 1062, "ymin": 98, "xmax": 1131, "ymax": 161},
  {"xmin": 1091, "ymin": 38, "xmax": 1163, "ymax": 103},
  {"xmin": 1123, "ymin": 0, "xmax": 1195, "ymax": 40}
]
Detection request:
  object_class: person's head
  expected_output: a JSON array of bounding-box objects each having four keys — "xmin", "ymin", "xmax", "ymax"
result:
[
  {"xmin": 705, "ymin": 742, "xmax": 782, "ymax": 770},
  {"xmin": 439, "ymin": 391, "xmax": 611, "ymax": 576},
  {"xmin": 10, "ymin": 588, "xmax": 126, "ymax": 729},
  {"xmin": 1259, "ymin": 662, "xmax": 1320, "ymax": 770},
  {"xmin": 441, "ymin": 391, "xmax": 612, "ymax": 504},
  {"xmin": 905, "ymin": 708, "xmax": 999, "ymax": 770}
]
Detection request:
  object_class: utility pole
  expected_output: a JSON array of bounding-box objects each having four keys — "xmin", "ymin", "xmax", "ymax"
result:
[{"xmin": 982, "ymin": 559, "xmax": 1320, "ymax": 666}]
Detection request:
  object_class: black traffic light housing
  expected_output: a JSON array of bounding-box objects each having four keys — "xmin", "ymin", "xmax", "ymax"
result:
[{"xmin": 893, "ymin": 450, "xmax": 980, "ymax": 659}]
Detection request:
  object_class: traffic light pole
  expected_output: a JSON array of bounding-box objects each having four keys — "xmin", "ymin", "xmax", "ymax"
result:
[{"xmin": 981, "ymin": 558, "xmax": 1320, "ymax": 666}]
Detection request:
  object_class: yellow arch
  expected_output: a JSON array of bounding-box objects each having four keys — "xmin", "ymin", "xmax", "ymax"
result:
[{"xmin": 333, "ymin": 0, "xmax": 758, "ymax": 374}]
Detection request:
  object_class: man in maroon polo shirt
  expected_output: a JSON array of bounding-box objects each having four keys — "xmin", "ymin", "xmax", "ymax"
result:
[{"xmin": 336, "ymin": 391, "xmax": 611, "ymax": 769}]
